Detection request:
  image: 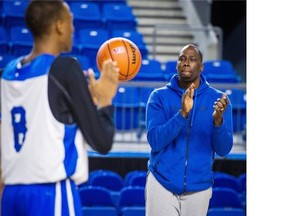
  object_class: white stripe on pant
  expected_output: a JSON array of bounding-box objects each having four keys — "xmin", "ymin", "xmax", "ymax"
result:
[{"xmin": 145, "ymin": 172, "xmax": 212, "ymax": 216}]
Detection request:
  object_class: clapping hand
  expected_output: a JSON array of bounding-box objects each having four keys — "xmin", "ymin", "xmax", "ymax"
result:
[
  {"xmin": 213, "ymin": 94, "xmax": 229, "ymax": 126},
  {"xmin": 180, "ymin": 83, "xmax": 195, "ymax": 118}
]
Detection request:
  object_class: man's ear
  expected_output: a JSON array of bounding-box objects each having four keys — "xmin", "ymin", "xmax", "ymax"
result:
[
  {"xmin": 200, "ymin": 63, "xmax": 204, "ymax": 73},
  {"xmin": 55, "ymin": 19, "xmax": 64, "ymax": 35}
]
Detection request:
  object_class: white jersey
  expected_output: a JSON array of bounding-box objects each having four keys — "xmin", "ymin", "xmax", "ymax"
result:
[{"xmin": 1, "ymin": 55, "xmax": 88, "ymax": 185}]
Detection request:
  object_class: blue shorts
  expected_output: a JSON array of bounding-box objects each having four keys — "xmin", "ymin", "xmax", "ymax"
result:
[{"xmin": 1, "ymin": 179, "xmax": 82, "ymax": 216}]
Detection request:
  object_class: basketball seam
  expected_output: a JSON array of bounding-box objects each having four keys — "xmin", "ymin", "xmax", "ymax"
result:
[
  {"xmin": 134, "ymin": 48, "xmax": 142, "ymax": 79},
  {"xmin": 107, "ymin": 43, "xmax": 114, "ymax": 62},
  {"xmin": 121, "ymin": 39, "xmax": 130, "ymax": 79}
]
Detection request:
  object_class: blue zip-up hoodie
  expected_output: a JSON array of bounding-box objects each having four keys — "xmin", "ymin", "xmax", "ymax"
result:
[{"xmin": 146, "ymin": 73, "xmax": 233, "ymax": 195}]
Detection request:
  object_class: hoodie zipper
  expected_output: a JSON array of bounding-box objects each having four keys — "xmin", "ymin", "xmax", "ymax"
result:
[
  {"xmin": 183, "ymin": 121, "xmax": 191, "ymax": 192},
  {"xmin": 183, "ymin": 91, "xmax": 197, "ymax": 193}
]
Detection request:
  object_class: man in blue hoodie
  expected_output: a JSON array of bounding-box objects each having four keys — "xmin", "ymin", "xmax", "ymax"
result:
[{"xmin": 145, "ymin": 44, "xmax": 233, "ymax": 216}]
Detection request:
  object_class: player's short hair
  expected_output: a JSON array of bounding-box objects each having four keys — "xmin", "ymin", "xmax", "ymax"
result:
[{"xmin": 25, "ymin": 0, "xmax": 66, "ymax": 38}]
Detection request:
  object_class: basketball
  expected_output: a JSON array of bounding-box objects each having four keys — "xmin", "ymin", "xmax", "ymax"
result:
[{"xmin": 96, "ymin": 37, "xmax": 142, "ymax": 82}]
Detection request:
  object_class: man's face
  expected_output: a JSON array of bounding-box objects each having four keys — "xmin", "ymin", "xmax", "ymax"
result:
[
  {"xmin": 61, "ymin": 3, "xmax": 74, "ymax": 53},
  {"xmin": 177, "ymin": 46, "xmax": 203, "ymax": 83}
]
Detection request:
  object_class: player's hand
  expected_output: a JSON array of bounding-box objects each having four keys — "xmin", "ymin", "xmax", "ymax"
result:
[
  {"xmin": 213, "ymin": 93, "xmax": 229, "ymax": 126},
  {"xmin": 180, "ymin": 83, "xmax": 195, "ymax": 118},
  {"xmin": 87, "ymin": 60, "xmax": 119, "ymax": 108}
]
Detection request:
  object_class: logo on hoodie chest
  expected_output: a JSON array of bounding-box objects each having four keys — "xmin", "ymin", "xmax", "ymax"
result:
[{"xmin": 199, "ymin": 106, "xmax": 208, "ymax": 111}]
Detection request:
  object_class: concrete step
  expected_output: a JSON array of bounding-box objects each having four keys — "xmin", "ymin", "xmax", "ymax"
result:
[
  {"xmin": 128, "ymin": 0, "xmax": 180, "ymax": 9},
  {"xmin": 133, "ymin": 9, "xmax": 184, "ymax": 18},
  {"xmin": 147, "ymin": 44, "xmax": 187, "ymax": 54},
  {"xmin": 144, "ymin": 35, "xmax": 194, "ymax": 45},
  {"xmin": 137, "ymin": 17, "xmax": 187, "ymax": 26},
  {"xmin": 137, "ymin": 26, "xmax": 193, "ymax": 35},
  {"xmin": 147, "ymin": 54, "xmax": 179, "ymax": 63}
]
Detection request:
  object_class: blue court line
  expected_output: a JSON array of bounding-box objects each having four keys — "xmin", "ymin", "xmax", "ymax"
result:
[{"xmin": 88, "ymin": 151, "xmax": 246, "ymax": 160}]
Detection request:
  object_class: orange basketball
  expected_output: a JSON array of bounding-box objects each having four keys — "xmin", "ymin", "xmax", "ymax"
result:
[{"xmin": 96, "ymin": 37, "xmax": 142, "ymax": 82}]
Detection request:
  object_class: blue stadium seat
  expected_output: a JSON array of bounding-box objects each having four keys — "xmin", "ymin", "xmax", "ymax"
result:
[
  {"xmin": 133, "ymin": 59, "xmax": 165, "ymax": 81},
  {"xmin": 9, "ymin": 26, "xmax": 33, "ymax": 56},
  {"xmin": 113, "ymin": 86, "xmax": 141, "ymax": 130},
  {"xmin": 0, "ymin": 26, "xmax": 9, "ymax": 54},
  {"xmin": 136, "ymin": 87, "xmax": 155, "ymax": 139},
  {"xmin": 121, "ymin": 206, "xmax": 145, "ymax": 216},
  {"xmin": 202, "ymin": 60, "xmax": 241, "ymax": 83},
  {"xmin": 224, "ymin": 88, "xmax": 246, "ymax": 132},
  {"xmin": 203, "ymin": 60, "xmax": 235, "ymax": 74},
  {"xmin": 66, "ymin": 34, "xmax": 81, "ymax": 55},
  {"xmin": 89, "ymin": 170, "xmax": 124, "ymax": 192},
  {"xmin": 82, "ymin": 206, "xmax": 118, "ymax": 216},
  {"xmin": 111, "ymin": 30, "xmax": 148, "ymax": 59},
  {"xmin": 124, "ymin": 170, "xmax": 147, "ymax": 186},
  {"xmin": 79, "ymin": 28, "xmax": 110, "ymax": 68},
  {"xmin": 224, "ymin": 89, "xmax": 246, "ymax": 110},
  {"xmin": 61, "ymin": 54, "xmax": 92, "ymax": 71},
  {"xmin": 117, "ymin": 186, "xmax": 145, "ymax": 215},
  {"xmin": 213, "ymin": 175, "xmax": 242, "ymax": 193},
  {"xmin": 79, "ymin": 186, "xmax": 116, "ymax": 207},
  {"xmin": 238, "ymin": 173, "xmax": 246, "ymax": 193},
  {"xmin": 209, "ymin": 188, "xmax": 243, "ymax": 209},
  {"xmin": 70, "ymin": 2, "xmax": 103, "ymax": 32},
  {"xmin": 139, "ymin": 87, "xmax": 154, "ymax": 106},
  {"xmin": 2, "ymin": 0, "xmax": 28, "ymax": 29},
  {"xmin": 0, "ymin": 2, "xmax": 3, "ymax": 26},
  {"xmin": 88, "ymin": 170, "xmax": 122, "ymax": 184},
  {"xmin": 102, "ymin": 3, "xmax": 137, "ymax": 31},
  {"xmin": 94, "ymin": 0, "xmax": 127, "ymax": 12},
  {"xmin": 164, "ymin": 60, "xmax": 177, "ymax": 80},
  {"xmin": 207, "ymin": 208, "xmax": 245, "ymax": 216},
  {"xmin": 213, "ymin": 171, "xmax": 234, "ymax": 178},
  {"xmin": 238, "ymin": 173, "xmax": 247, "ymax": 209},
  {"xmin": 127, "ymin": 172, "xmax": 147, "ymax": 187},
  {"xmin": 0, "ymin": 54, "xmax": 16, "ymax": 70}
]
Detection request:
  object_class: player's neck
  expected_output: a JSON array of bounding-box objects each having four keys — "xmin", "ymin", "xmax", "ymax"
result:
[
  {"xmin": 22, "ymin": 47, "xmax": 59, "ymax": 65},
  {"xmin": 33, "ymin": 38, "xmax": 62, "ymax": 57}
]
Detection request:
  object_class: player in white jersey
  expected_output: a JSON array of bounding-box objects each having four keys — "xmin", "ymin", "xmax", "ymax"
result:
[{"xmin": 0, "ymin": 1, "xmax": 119, "ymax": 215}]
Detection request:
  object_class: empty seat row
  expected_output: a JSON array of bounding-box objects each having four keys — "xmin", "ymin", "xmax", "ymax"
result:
[
  {"xmin": 80, "ymin": 169, "xmax": 246, "ymax": 196},
  {"xmin": 70, "ymin": 2, "xmax": 137, "ymax": 32},
  {"xmin": 79, "ymin": 169, "xmax": 147, "ymax": 190},
  {"xmin": 80, "ymin": 187, "xmax": 246, "ymax": 216},
  {"xmin": 209, "ymin": 187, "xmax": 245, "ymax": 216},
  {"xmin": 0, "ymin": 26, "xmax": 149, "ymax": 61},
  {"xmin": 0, "ymin": 0, "xmax": 29, "ymax": 29},
  {"xmin": 0, "ymin": 26, "xmax": 33, "ymax": 56},
  {"xmin": 0, "ymin": 52, "xmax": 244, "ymax": 86},
  {"xmin": 78, "ymin": 170, "xmax": 246, "ymax": 216},
  {"xmin": 79, "ymin": 186, "xmax": 145, "ymax": 216},
  {"xmin": 78, "ymin": 169, "xmax": 147, "ymax": 216},
  {"xmin": 207, "ymin": 208, "xmax": 245, "ymax": 216},
  {"xmin": 213, "ymin": 171, "xmax": 246, "ymax": 193},
  {"xmin": 0, "ymin": 1, "xmax": 136, "ymax": 32},
  {"xmin": 112, "ymin": 85, "xmax": 246, "ymax": 132}
]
